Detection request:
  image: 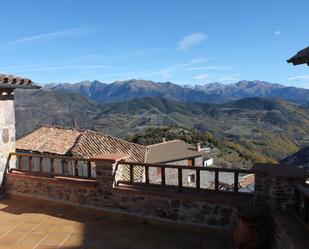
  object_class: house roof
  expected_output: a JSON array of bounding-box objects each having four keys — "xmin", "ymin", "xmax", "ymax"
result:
[
  {"xmin": 71, "ymin": 129, "xmax": 147, "ymax": 163},
  {"xmin": 17, "ymin": 126, "xmax": 81, "ymax": 155},
  {"xmin": 146, "ymin": 140, "xmax": 204, "ymax": 164},
  {"xmin": 17, "ymin": 125, "xmax": 148, "ymax": 163},
  {"xmin": 0, "ymin": 73, "xmax": 40, "ymax": 89},
  {"xmin": 287, "ymin": 47, "xmax": 309, "ymax": 66}
]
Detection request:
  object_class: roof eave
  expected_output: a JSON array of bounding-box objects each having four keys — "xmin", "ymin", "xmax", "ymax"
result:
[
  {"xmin": 0, "ymin": 83, "xmax": 41, "ymax": 89},
  {"xmin": 148, "ymin": 154, "xmax": 203, "ymax": 164}
]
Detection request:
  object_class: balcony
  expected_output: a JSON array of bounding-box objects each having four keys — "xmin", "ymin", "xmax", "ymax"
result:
[{"xmin": 1, "ymin": 152, "xmax": 309, "ymax": 249}]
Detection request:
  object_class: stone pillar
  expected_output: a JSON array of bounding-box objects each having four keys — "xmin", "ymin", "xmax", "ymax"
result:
[
  {"xmin": 252, "ymin": 164, "xmax": 309, "ymax": 212},
  {"xmin": 0, "ymin": 99, "xmax": 16, "ymax": 184},
  {"xmin": 91, "ymin": 154, "xmax": 129, "ymax": 193}
]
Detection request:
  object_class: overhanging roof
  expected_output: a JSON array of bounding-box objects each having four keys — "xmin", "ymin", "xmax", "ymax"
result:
[
  {"xmin": 287, "ymin": 46, "xmax": 309, "ymax": 66},
  {"xmin": 0, "ymin": 73, "xmax": 40, "ymax": 89}
]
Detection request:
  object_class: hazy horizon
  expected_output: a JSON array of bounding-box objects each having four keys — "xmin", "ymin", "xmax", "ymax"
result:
[{"xmin": 41, "ymin": 78, "xmax": 309, "ymax": 90}]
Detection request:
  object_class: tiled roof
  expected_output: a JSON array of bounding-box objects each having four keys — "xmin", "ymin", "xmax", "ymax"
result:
[
  {"xmin": 0, "ymin": 73, "xmax": 40, "ymax": 89},
  {"xmin": 17, "ymin": 125, "xmax": 147, "ymax": 162},
  {"xmin": 17, "ymin": 126, "xmax": 81, "ymax": 155},
  {"xmin": 70, "ymin": 130, "xmax": 147, "ymax": 163},
  {"xmin": 146, "ymin": 140, "xmax": 204, "ymax": 163},
  {"xmin": 287, "ymin": 47, "xmax": 309, "ymax": 66},
  {"xmin": 16, "ymin": 125, "xmax": 148, "ymax": 180}
]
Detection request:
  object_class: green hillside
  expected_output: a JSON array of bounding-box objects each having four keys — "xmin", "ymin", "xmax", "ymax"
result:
[{"xmin": 15, "ymin": 90, "xmax": 309, "ymax": 166}]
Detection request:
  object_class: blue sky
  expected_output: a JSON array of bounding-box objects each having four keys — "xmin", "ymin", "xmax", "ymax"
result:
[{"xmin": 0, "ymin": 0, "xmax": 308, "ymax": 88}]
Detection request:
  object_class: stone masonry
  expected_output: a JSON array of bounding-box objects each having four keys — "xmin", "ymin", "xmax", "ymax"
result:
[
  {"xmin": 252, "ymin": 164, "xmax": 309, "ymax": 212},
  {"xmin": 5, "ymin": 154, "xmax": 253, "ymax": 230},
  {"xmin": 0, "ymin": 100, "xmax": 16, "ymax": 184}
]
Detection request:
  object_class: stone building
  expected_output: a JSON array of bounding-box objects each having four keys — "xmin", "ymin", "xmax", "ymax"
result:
[
  {"xmin": 16, "ymin": 125, "xmax": 148, "ymax": 180},
  {"xmin": 0, "ymin": 74, "xmax": 40, "ymax": 183},
  {"xmin": 146, "ymin": 139, "xmax": 212, "ymax": 186}
]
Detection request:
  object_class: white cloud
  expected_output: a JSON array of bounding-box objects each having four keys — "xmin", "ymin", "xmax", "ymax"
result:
[
  {"xmin": 0, "ymin": 27, "xmax": 93, "ymax": 47},
  {"xmin": 194, "ymin": 74, "xmax": 210, "ymax": 80},
  {"xmin": 178, "ymin": 33, "xmax": 207, "ymax": 50},
  {"xmin": 288, "ymin": 75, "xmax": 309, "ymax": 81},
  {"xmin": 274, "ymin": 31, "xmax": 281, "ymax": 35}
]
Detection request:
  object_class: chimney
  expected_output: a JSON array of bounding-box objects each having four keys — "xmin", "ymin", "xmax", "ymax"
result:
[
  {"xmin": 162, "ymin": 138, "xmax": 166, "ymax": 143},
  {"xmin": 196, "ymin": 143, "xmax": 201, "ymax": 152},
  {"xmin": 72, "ymin": 119, "xmax": 79, "ymax": 129},
  {"xmin": 0, "ymin": 74, "xmax": 40, "ymax": 184}
]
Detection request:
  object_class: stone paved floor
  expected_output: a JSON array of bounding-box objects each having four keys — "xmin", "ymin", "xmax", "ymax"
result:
[{"xmin": 0, "ymin": 198, "xmax": 235, "ymax": 249}]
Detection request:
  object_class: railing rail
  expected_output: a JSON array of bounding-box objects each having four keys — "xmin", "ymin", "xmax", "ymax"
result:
[
  {"xmin": 7, "ymin": 152, "xmax": 255, "ymax": 194},
  {"xmin": 293, "ymin": 182, "xmax": 309, "ymax": 224},
  {"xmin": 7, "ymin": 152, "xmax": 95, "ymax": 179},
  {"xmin": 116, "ymin": 161, "xmax": 253, "ymax": 193}
]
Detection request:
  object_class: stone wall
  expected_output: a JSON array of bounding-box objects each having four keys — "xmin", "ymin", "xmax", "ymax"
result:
[
  {"xmin": 5, "ymin": 171, "xmax": 251, "ymax": 231},
  {"xmin": 252, "ymin": 164, "xmax": 309, "ymax": 212},
  {"xmin": 0, "ymin": 100, "xmax": 16, "ymax": 184}
]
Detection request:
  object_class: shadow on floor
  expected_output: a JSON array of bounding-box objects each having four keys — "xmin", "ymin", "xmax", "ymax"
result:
[{"xmin": 0, "ymin": 197, "xmax": 235, "ymax": 249}]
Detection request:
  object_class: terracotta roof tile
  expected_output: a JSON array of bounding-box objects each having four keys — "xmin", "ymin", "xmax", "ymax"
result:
[
  {"xmin": 17, "ymin": 125, "xmax": 147, "ymax": 162},
  {"xmin": 16, "ymin": 125, "xmax": 148, "ymax": 180},
  {"xmin": 70, "ymin": 130, "xmax": 147, "ymax": 163},
  {"xmin": 0, "ymin": 73, "xmax": 40, "ymax": 89},
  {"xmin": 17, "ymin": 126, "xmax": 82, "ymax": 155}
]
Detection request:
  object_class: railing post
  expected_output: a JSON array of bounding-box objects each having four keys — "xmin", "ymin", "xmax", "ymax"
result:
[
  {"xmin": 17, "ymin": 156, "xmax": 22, "ymax": 170},
  {"xmin": 29, "ymin": 156, "xmax": 33, "ymax": 172},
  {"xmin": 39, "ymin": 157, "xmax": 43, "ymax": 173},
  {"xmin": 74, "ymin": 160, "xmax": 78, "ymax": 176},
  {"xmin": 129, "ymin": 165, "xmax": 134, "ymax": 183},
  {"xmin": 145, "ymin": 166, "xmax": 149, "ymax": 184},
  {"xmin": 161, "ymin": 166, "xmax": 165, "ymax": 186},
  {"xmin": 50, "ymin": 158, "xmax": 54, "ymax": 176},
  {"xmin": 178, "ymin": 168, "xmax": 182, "ymax": 189},
  {"xmin": 87, "ymin": 161, "xmax": 91, "ymax": 178},
  {"xmin": 215, "ymin": 170, "xmax": 219, "ymax": 191},
  {"xmin": 196, "ymin": 169, "xmax": 200, "ymax": 189},
  {"xmin": 91, "ymin": 154, "xmax": 129, "ymax": 192},
  {"xmin": 61, "ymin": 159, "xmax": 65, "ymax": 175},
  {"xmin": 234, "ymin": 172, "xmax": 239, "ymax": 193}
]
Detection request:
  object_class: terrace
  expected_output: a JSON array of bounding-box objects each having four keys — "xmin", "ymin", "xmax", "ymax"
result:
[
  {"xmin": 1, "ymin": 152, "xmax": 309, "ymax": 249},
  {"xmin": 0, "ymin": 198, "xmax": 234, "ymax": 249}
]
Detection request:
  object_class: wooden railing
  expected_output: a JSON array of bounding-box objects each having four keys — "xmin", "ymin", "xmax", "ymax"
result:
[
  {"xmin": 7, "ymin": 152, "xmax": 95, "ymax": 179},
  {"xmin": 116, "ymin": 161, "xmax": 253, "ymax": 193},
  {"xmin": 294, "ymin": 182, "xmax": 309, "ymax": 224},
  {"xmin": 7, "ymin": 152, "xmax": 254, "ymax": 194}
]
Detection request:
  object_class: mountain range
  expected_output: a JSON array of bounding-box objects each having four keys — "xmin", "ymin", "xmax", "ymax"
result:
[
  {"xmin": 44, "ymin": 79, "xmax": 309, "ymax": 105},
  {"xmin": 14, "ymin": 87, "xmax": 309, "ymax": 166}
]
